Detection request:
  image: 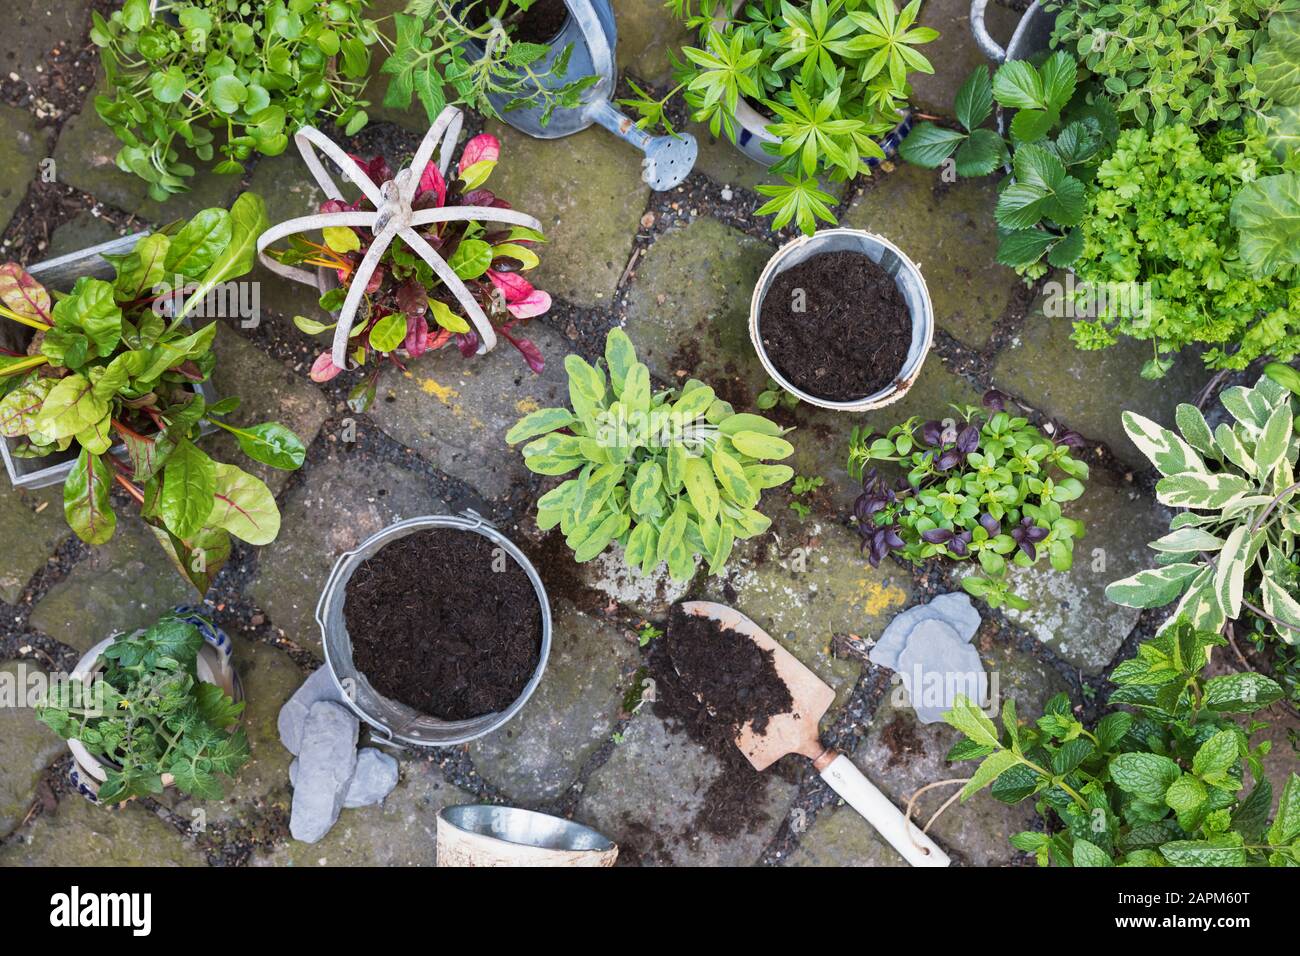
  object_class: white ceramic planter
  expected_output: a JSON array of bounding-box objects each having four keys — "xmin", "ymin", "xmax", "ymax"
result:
[{"xmin": 749, "ymin": 228, "xmax": 934, "ymax": 412}]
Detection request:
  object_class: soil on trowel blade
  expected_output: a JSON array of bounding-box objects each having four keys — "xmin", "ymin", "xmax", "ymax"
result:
[
  {"xmin": 344, "ymin": 529, "xmax": 542, "ymax": 721},
  {"xmin": 758, "ymin": 250, "xmax": 911, "ymax": 401}
]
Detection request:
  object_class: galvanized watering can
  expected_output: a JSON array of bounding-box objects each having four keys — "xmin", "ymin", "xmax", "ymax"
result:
[{"xmin": 467, "ymin": 0, "xmax": 697, "ymax": 190}]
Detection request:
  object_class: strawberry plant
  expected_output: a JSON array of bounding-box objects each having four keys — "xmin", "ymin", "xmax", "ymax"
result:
[
  {"xmin": 506, "ymin": 328, "xmax": 794, "ymax": 581},
  {"xmin": 380, "ymin": 0, "xmax": 599, "ymax": 128},
  {"xmin": 847, "ymin": 391, "xmax": 1089, "ymax": 610},
  {"xmin": 899, "ymin": 54, "xmax": 1115, "ymax": 277},
  {"xmin": 0, "ymin": 194, "xmax": 305, "ymax": 594},
  {"xmin": 90, "ymin": 0, "xmax": 380, "ymax": 198},
  {"xmin": 620, "ymin": 0, "xmax": 938, "ymax": 234},
  {"xmin": 36, "ymin": 610, "xmax": 250, "ymax": 804},
  {"xmin": 265, "ymin": 133, "xmax": 550, "ymax": 411},
  {"xmin": 944, "ymin": 619, "xmax": 1298, "ymax": 867}
]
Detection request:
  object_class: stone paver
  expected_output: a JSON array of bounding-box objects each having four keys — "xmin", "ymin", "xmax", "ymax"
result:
[
  {"xmin": 688, "ymin": 124, "xmax": 853, "ymax": 200},
  {"xmin": 844, "ymin": 162, "xmax": 1016, "ymax": 350},
  {"xmin": 5, "ymin": 2, "xmax": 95, "ymax": 90},
  {"xmin": 44, "ymin": 210, "xmax": 120, "ymax": 260},
  {"xmin": 993, "ymin": 290, "xmax": 1208, "ymax": 468},
  {"xmin": 29, "ymin": 519, "xmax": 195, "ymax": 652},
  {"xmin": 470, "ymin": 602, "xmax": 637, "ymax": 803},
  {"xmin": 701, "ymin": 517, "xmax": 913, "ymax": 710},
  {"xmin": 577, "ymin": 543, "xmax": 698, "ymax": 620},
  {"xmin": 203, "ymin": 325, "xmax": 331, "ymax": 495},
  {"xmin": 0, "ymin": 103, "xmax": 44, "ymax": 232},
  {"xmin": 782, "ymin": 803, "xmax": 904, "ymax": 866},
  {"xmin": 973, "ymin": 469, "xmax": 1171, "ymax": 673},
  {"xmin": 52, "ymin": 83, "xmax": 243, "ymax": 224},
  {"xmin": 0, "ymin": 794, "xmax": 205, "ymax": 866},
  {"xmin": 577, "ymin": 711, "xmax": 797, "ymax": 867},
  {"xmin": 365, "ymin": 321, "xmax": 572, "ymax": 500},
  {"xmin": 249, "ymin": 450, "xmax": 448, "ymax": 654},
  {"xmin": 614, "ymin": 0, "xmax": 695, "ymax": 86},
  {"xmin": 0, "ymin": 487, "xmax": 65, "ymax": 603},
  {"xmin": 252, "ymin": 760, "xmax": 473, "ymax": 866},
  {"xmin": 908, "ymin": 0, "xmax": 1022, "ymax": 117},
  {"xmin": 485, "ymin": 120, "xmax": 649, "ymax": 306},
  {"xmin": 0, "ymin": 660, "xmax": 64, "ymax": 837}
]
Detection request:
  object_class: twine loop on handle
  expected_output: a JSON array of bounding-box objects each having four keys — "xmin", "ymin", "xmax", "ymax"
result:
[{"xmin": 256, "ymin": 106, "xmax": 544, "ymax": 368}]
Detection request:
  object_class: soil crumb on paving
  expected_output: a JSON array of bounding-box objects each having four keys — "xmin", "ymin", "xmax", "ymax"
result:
[{"xmin": 344, "ymin": 528, "xmax": 541, "ymax": 720}]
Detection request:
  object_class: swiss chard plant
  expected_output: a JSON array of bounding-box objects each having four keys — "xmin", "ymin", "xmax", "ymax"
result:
[
  {"xmin": 899, "ymin": 53, "xmax": 1115, "ymax": 277},
  {"xmin": 506, "ymin": 328, "xmax": 794, "ymax": 581},
  {"xmin": 945, "ymin": 620, "xmax": 1298, "ymax": 867},
  {"xmin": 36, "ymin": 610, "xmax": 250, "ymax": 804},
  {"xmin": 380, "ymin": 0, "xmax": 599, "ymax": 128},
  {"xmin": 846, "ymin": 391, "xmax": 1089, "ymax": 610},
  {"xmin": 90, "ymin": 0, "xmax": 379, "ymax": 198},
  {"xmin": 0, "ymin": 194, "xmax": 304, "ymax": 594},
  {"xmin": 266, "ymin": 134, "xmax": 550, "ymax": 411},
  {"xmin": 621, "ymin": 0, "xmax": 937, "ymax": 234}
]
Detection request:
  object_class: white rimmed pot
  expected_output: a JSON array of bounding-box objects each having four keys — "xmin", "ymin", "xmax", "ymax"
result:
[
  {"xmin": 436, "ymin": 805, "xmax": 617, "ymax": 867},
  {"xmin": 66, "ymin": 608, "xmax": 242, "ymax": 804},
  {"xmin": 315, "ymin": 512, "xmax": 552, "ymax": 748},
  {"xmin": 749, "ymin": 228, "xmax": 934, "ymax": 412}
]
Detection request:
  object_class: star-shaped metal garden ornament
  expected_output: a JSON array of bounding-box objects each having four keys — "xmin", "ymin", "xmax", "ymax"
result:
[{"xmin": 257, "ymin": 106, "xmax": 545, "ymax": 369}]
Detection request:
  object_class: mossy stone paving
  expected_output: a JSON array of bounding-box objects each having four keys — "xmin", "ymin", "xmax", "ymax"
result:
[{"xmin": 0, "ymin": 0, "xmax": 1295, "ymax": 869}]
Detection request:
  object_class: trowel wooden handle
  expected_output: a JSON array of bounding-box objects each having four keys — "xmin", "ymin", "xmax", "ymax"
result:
[{"xmin": 819, "ymin": 754, "xmax": 951, "ymax": 867}]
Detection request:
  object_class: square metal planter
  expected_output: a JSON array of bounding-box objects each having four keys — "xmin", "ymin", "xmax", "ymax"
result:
[{"xmin": 1, "ymin": 233, "xmax": 216, "ymax": 490}]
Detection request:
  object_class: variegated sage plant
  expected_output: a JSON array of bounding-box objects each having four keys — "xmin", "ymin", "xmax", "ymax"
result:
[
  {"xmin": 506, "ymin": 329, "xmax": 794, "ymax": 580},
  {"xmin": 1106, "ymin": 370, "xmax": 1300, "ymax": 647}
]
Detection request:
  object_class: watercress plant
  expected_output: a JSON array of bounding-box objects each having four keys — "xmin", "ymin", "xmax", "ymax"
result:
[
  {"xmin": 0, "ymin": 194, "xmax": 304, "ymax": 594},
  {"xmin": 846, "ymin": 391, "xmax": 1089, "ymax": 610},
  {"xmin": 91, "ymin": 0, "xmax": 379, "ymax": 198},
  {"xmin": 507, "ymin": 329, "xmax": 794, "ymax": 581},
  {"xmin": 945, "ymin": 620, "xmax": 1297, "ymax": 867},
  {"xmin": 36, "ymin": 610, "xmax": 250, "ymax": 804}
]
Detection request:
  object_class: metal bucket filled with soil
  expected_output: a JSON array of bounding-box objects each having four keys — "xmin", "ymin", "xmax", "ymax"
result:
[
  {"xmin": 316, "ymin": 513, "xmax": 552, "ymax": 747},
  {"xmin": 749, "ymin": 229, "xmax": 934, "ymax": 412}
]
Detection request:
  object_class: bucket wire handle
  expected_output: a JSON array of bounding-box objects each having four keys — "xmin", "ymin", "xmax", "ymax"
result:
[
  {"xmin": 970, "ymin": 0, "xmax": 1008, "ymax": 63},
  {"xmin": 255, "ymin": 107, "xmax": 545, "ymax": 366}
]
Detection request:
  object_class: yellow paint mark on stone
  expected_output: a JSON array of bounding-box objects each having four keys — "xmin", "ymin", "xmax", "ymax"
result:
[
  {"xmin": 515, "ymin": 398, "xmax": 540, "ymax": 415},
  {"xmin": 860, "ymin": 578, "xmax": 907, "ymax": 617},
  {"xmin": 419, "ymin": 377, "xmax": 459, "ymax": 404}
]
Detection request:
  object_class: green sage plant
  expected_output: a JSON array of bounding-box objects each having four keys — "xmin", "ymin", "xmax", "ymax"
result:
[
  {"xmin": 899, "ymin": 54, "xmax": 1115, "ymax": 277},
  {"xmin": 506, "ymin": 328, "xmax": 794, "ymax": 581},
  {"xmin": 621, "ymin": 0, "xmax": 938, "ymax": 234},
  {"xmin": 1106, "ymin": 371, "xmax": 1299, "ymax": 649},
  {"xmin": 0, "ymin": 194, "xmax": 305, "ymax": 594},
  {"xmin": 90, "ymin": 0, "xmax": 380, "ymax": 198},
  {"xmin": 944, "ymin": 619, "xmax": 1297, "ymax": 867},
  {"xmin": 36, "ymin": 610, "xmax": 250, "ymax": 804},
  {"xmin": 847, "ymin": 391, "xmax": 1089, "ymax": 610},
  {"xmin": 381, "ymin": 0, "xmax": 599, "ymax": 128}
]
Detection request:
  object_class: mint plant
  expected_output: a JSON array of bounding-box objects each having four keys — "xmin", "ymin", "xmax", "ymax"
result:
[
  {"xmin": 847, "ymin": 391, "xmax": 1089, "ymax": 610},
  {"xmin": 899, "ymin": 54, "xmax": 1114, "ymax": 277},
  {"xmin": 380, "ymin": 0, "xmax": 599, "ymax": 128},
  {"xmin": 0, "ymin": 194, "xmax": 304, "ymax": 594},
  {"xmin": 265, "ymin": 135, "xmax": 550, "ymax": 411},
  {"xmin": 90, "ymin": 0, "xmax": 379, "ymax": 198},
  {"xmin": 507, "ymin": 328, "xmax": 794, "ymax": 581},
  {"xmin": 945, "ymin": 619, "xmax": 1298, "ymax": 867},
  {"xmin": 621, "ymin": 0, "xmax": 938, "ymax": 234},
  {"xmin": 36, "ymin": 610, "xmax": 250, "ymax": 804}
]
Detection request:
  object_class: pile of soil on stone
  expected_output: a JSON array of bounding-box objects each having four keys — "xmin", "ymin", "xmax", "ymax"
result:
[
  {"xmin": 647, "ymin": 605, "xmax": 796, "ymax": 840},
  {"xmin": 758, "ymin": 250, "xmax": 911, "ymax": 401},
  {"xmin": 467, "ymin": 0, "xmax": 571, "ymax": 43},
  {"xmin": 344, "ymin": 529, "xmax": 541, "ymax": 721}
]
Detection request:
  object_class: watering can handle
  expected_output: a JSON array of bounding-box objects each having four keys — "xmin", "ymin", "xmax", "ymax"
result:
[
  {"xmin": 819, "ymin": 754, "xmax": 951, "ymax": 867},
  {"xmin": 565, "ymin": 0, "xmax": 615, "ymax": 96},
  {"xmin": 970, "ymin": 0, "xmax": 1008, "ymax": 63}
]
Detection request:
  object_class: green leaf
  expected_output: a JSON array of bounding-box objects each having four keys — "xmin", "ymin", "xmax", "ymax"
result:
[
  {"xmin": 1109, "ymin": 752, "xmax": 1181, "ymax": 803},
  {"xmin": 368, "ymin": 312, "xmax": 407, "ymax": 353},
  {"xmin": 50, "ymin": 277, "xmax": 122, "ymax": 358},
  {"xmin": 1268, "ymin": 774, "xmax": 1300, "ymax": 845},
  {"xmin": 604, "ymin": 328, "xmax": 637, "ymax": 395},
  {"xmin": 63, "ymin": 449, "xmax": 116, "ymax": 545},
  {"xmin": 507, "ymin": 407, "xmax": 575, "ymax": 444},
  {"xmin": 960, "ymin": 749, "xmax": 1020, "ymax": 799},
  {"xmin": 448, "ymin": 239, "xmax": 493, "ymax": 280},
  {"xmin": 684, "ymin": 456, "xmax": 721, "ymax": 523},
  {"xmin": 161, "ymin": 439, "xmax": 216, "ymax": 539},
  {"xmin": 712, "ymin": 448, "xmax": 757, "ymax": 508},
  {"xmin": 1105, "ymin": 563, "xmax": 1202, "ymax": 608},
  {"xmin": 227, "ymin": 422, "xmax": 306, "ymax": 471},
  {"xmin": 898, "ymin": 123, "xmax": 965, "ymax": 168},
  {"xmin": 1202, "ymin": 672, "xmax": 1283, "ymax": 713},
  {"xmin": 1158, "ymin": 835, "xmax": 1247, "ymax": 867},
  {"xmin": 1252, "ymin": 12, "xmax": 1300, "ymax": 106},
  {"xmin": 954, "ymin": 66, "xmax": 993, "ymax": 131},
  {"xmin": 206, "ymin": 463, "xmax": 280, "ymax": 545},
  {"xmin": 991, "ymin": 59, "xmax": 1044, "ymax": 110},
  {"xmin": 1191, "ymin": 730, "xmax": 1239, "ymax": 781},
  {"xmin": 943, "ymin": 695, "xmax": 1001, "ymax": 749},
  {"xmin": 1154, "ymin": 472, "xmax": 1253, "ymax": 510},
  {"xmin": 164, "ymin": 208, "xmax": 232, "ymax": 280},
  {"xmin": 730, "ymin": 431, "xmax": 794, "ymax": 459},
  {"xmin": 955, "ymin": 128, "xmax": 1007, "ymax": 176},
  {"xmin": 176, "ymin": 194, "xmax": 268, "ymax": 323},
  {"xmin": 211, "ymin": 75, "xmax": 248, "ymax": 115},
  {"xmin": 1120, "ymin": 411, "xmax": 1207, "ymax": 477},
  {"xmin": 1230, "ymin": 172, "xmax": 1300, "ymax": 276},
  {"xmin": 111, "ymin": 233, "xmax": 170, "ymax": 301},
  {"xmin": 1072, "ymin": 839, "xmax": 1112, "ymax": 867},
  {"xmin": 34, "ymin": 374, "xmax": 109, "ymax": 440},
  {"xmin": 629, "ymin": 461, "xmax": 663, "ymax": 516}
]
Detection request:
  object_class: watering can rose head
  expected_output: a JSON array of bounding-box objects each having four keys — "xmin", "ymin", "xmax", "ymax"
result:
[
  {"xmin": 506, "ymin": 329, "xmax": 795, "ymax": 582},
  {"xmin": 267, "ymin": 133, "xmax": 550, "ymax": 412},
  {"xmin": 0, "ymin": 193, "xmax": 306, "ymax": 595}
]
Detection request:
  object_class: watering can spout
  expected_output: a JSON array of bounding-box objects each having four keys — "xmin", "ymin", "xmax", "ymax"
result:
[{"xmin": 587, "ymin": 99, "xmax": 697, "ymax": 192}]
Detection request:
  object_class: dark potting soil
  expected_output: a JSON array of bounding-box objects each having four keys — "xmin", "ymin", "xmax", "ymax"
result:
[
  {"xmin": 758, "ymin": 250, "xmax": 912, "ymax": 401},
  {"xmin": 467, "ymin": 0, "xmax": 571, "ymax": 44},
  {"xmin": 343, "ymin": 529, "xmax": 542, "ymax": 721},
  {"xmin": 646, "ymin": 606, "xmax": 796, "ymax": 840}
]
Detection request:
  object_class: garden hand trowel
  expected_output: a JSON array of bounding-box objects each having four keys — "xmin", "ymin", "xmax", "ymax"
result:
[{"xmin": 678, "ymin": 601, "xmax": 951, "ymax": 867}]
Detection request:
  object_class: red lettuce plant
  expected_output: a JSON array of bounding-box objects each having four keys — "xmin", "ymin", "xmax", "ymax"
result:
[{"xmin": 266, "ymin": 132, "xmax": 550, "ymax": 410}]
